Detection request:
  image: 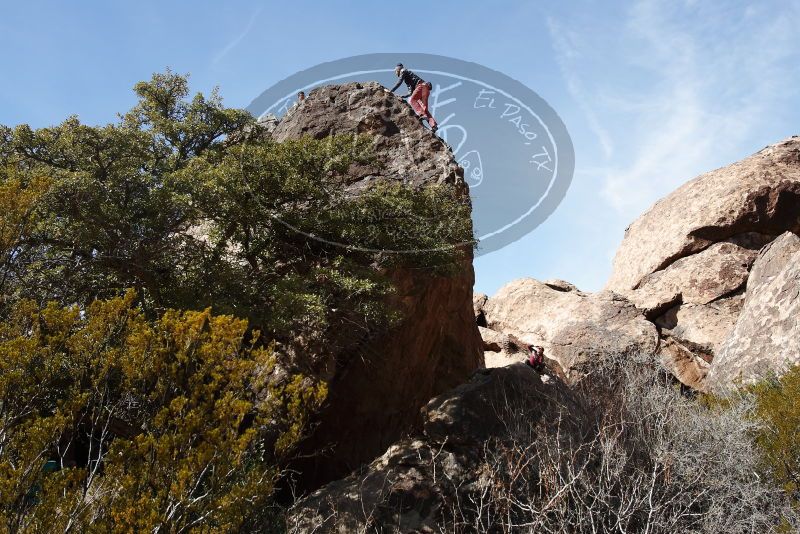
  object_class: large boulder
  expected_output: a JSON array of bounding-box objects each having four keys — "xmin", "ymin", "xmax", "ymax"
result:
[
  {"xmin": 482, "ymin": 278, "xmax": 658, "ymax": 380},
  {"xmin": 287, "ymin": 364, "xmax": 584, "ymax": 533},
  {"xmin": 707, "ymin": 232, "xmax": 800, "ymax": 390},
  {"xmin": 607, "ymin": 137, "xmax": 800, "ymax": 293},
  {"xmin": 272, "ymin": 81, "xmax": 467, "ymax": 196},
  {"xmin": 275, "ymin": 83, "xmax": 483, "ymax": 487},
  {"xmin": 604, "ymin": 137, "xmax": 800, "ymax": 390},
  {"xmin": 625, "ymin": 240, "xmax": 759, "ymax": 318},
  {"xmin": 654, "ymin": 295, "xmax": 744, "ymax": 356}
]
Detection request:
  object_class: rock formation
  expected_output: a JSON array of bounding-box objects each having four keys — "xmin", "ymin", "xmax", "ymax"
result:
[
  {"xmin": 273, "ymin": 82, "xmax": 483, "ymax": 487},
  {"xmin": 607, "ymin": 138, "xmax": 800, "ymax": 293},
  {"xmin": 284, "ymin": 112, "xmax": 800, "ymax": 529},
  {"xmin": 605, "ymin": 138, "xmax": 800, "ymax": 391},
  {"xmin": 706, "ymin": 232, "xmax": 800, "ymax": 389},
  {"xmin": 477, "ymin": 137, "xmax": 800, "ymax": 392},
  {"xmin": 288, "ymin": 364, "xmax": 583, "ymax": 532},
  {"xmin": 480, "ymin": 278, "xmax": 658, "ymax": 381}
]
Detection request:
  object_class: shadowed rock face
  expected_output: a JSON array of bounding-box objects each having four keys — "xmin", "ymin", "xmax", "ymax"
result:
[
  {"xmin": 607, "ymin": 138, "xmax": 800, "ymax": 293},
  {"xmin": 273, "ymin": 82, "xmax": 483, "ymax": 488},
  {"xmin": 288, "ymin": 364, "xmax": 584, "ymax": 533}
]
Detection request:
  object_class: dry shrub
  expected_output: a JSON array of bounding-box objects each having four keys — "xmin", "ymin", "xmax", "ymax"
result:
[{"xmin": 442, "ymin": 357, "xmax": 799, "ymax": 533}]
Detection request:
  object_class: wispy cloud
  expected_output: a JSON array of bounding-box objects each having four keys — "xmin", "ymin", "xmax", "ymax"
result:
[
  {"xmin": 547, "ymin": 17, "xmax": 614, "ymax": 159},
  {"xmin": 212, "ymin": 6, "xmax": 263, "ymax": 65},
  {"xmin": 548, "ymin": 0, "xmax": 800, "ymax": 220}
]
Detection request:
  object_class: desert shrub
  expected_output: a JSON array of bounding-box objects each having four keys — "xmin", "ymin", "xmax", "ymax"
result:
[
  {"xmin": 751, "ymin": 365, "xmax": 800, "ymax": 504},
  {"xmin": 444, "ymin": 359, "xmax": 799, "ymax": 533},
  {"xmin": 0, "ymin": 292, "xmax": 327, "ymax": 532}
]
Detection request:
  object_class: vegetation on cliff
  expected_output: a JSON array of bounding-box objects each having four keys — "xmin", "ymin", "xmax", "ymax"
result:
[{"xmin": 0, "ymin": 71, "xmax": 473, "ymax": 531}]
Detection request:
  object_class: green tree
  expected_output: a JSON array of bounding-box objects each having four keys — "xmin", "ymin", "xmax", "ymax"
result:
[{"xmin": 0, "ymin": 70, "xmax": 473, "ymax": 349}]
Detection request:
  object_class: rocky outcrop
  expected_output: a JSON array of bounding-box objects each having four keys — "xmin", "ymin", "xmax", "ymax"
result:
[
  {"xmin": 625, "ymin": 240, "xmax": 759, "ymax": 318},
  {"xmin": 288, "ymin": 364, "xmax": 583, "ymax": 533},
  {"xmin": 272, "ymin": 82, "xmax": 467, "ymax": 196},
  {"xmin": 275, "ymin": 83, "xmax": 483, "ymax": 487},
  {"xmin": 597, "ymin": 138, "xmax": 800, "ymax": 390},
  {"xmin": 481, "ymin": 278, "xmax": 658, "ymax": 380},
  {"xmin": 284, "ymin": 129, "xmax": 800, "ymax": 533},
  {"xmin": 283, "ymin": 121, "xmax": 800, "ymax": 531},
  {"xmin": 607, "ymin": 138, "xmax": 800, "ymax": 293},
  {"xmin": 471, "ymin": 139, "xmax": 800, "ymax": 391},
  {"xmin": 706, "ymin": 232, "xmax": 800, "ymax": 390}
]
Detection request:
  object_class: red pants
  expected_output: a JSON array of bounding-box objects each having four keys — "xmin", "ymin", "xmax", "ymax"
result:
[{"xmin": 409, "ymin": 83, "xmax": 437, "ymax": 128}]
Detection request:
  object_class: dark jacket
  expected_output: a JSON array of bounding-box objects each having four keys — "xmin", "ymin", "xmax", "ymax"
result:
[{"xmin": 390, "ymin": 69, "xmax": 424, "ymax": 96}]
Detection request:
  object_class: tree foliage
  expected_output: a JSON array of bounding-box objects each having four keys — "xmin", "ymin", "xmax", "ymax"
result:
[
  {"xmin": 0, "ymin": 71, "xmax": 473, "ymax": 531},
  {"xmin": 0, "ymin": 70, "xmax": 473, "ymax": 346}
]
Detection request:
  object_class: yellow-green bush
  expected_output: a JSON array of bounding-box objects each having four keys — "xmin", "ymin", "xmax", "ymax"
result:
[
  {"xmin": 0, "ymin": 292, "xmax": 325, "ymax": 532},
  {"xmin": 752, "ymin": 366, "xmax": 800, "ymax": 501}
]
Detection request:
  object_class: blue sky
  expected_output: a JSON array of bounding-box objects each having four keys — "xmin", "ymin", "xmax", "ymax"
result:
[{"xmin": 1, "ymin": 0, "xmax": 798, "ymax": 295}]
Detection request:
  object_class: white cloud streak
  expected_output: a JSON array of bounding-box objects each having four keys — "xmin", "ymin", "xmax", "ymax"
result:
[
  {"xmin": 212, "ymin": 6, "xmax": 263, "ymax": 65},
  {"xmin": 547, "ymin": 17, "xmax": 615, "ymax": 159},
  {"xmin": 548, "ymin": 0, "xmax": 800, "ymax": 220}
]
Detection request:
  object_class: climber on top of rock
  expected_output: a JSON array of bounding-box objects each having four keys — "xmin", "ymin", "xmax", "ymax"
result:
[
  {"xmin": 286, "ymin": 91, "xmax": 306, "ymax": 117},
  {"xmin": 388, "ymin": 63, "xmax": 438, "ymax": 133}
]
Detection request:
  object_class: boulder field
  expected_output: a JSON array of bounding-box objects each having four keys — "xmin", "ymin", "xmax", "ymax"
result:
[
  {"xmin": 479, "ymin": 137, "xmax": 800, "ymax": 392},
  {"xmin": 272, "ymin": 84, "xmax": 799, "ymax": 527}
]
